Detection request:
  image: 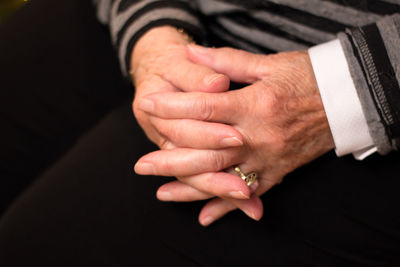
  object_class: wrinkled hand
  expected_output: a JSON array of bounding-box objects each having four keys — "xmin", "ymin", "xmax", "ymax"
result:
[
  {"xmin": 131, "ymin": 26, "xmax": 242, "ymax": 150},
  {"xmin": 131, "ymin": 28, "xmax": 255, "ymax": 209},
  {"xmin": 135, "ymin": 45, "xmax": 335, "ymax": 226}
]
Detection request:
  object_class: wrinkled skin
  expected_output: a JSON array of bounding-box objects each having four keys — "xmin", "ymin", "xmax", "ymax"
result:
[
  {"xmin": 134, "ymin": 44, "xmax": 335, "ymax": 226},
  {"xmin": 131, "ymin": 27, "xmax": 259, "ymax": 222},
  {"xmin": 131, "ymin": 26, "xmax": 239, "ymax": 150}
]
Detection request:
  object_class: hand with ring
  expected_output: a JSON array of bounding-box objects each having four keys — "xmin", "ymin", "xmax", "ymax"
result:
[{"xmin": 135, "ymin": 45, "xmax": 335, "ymax": 226}]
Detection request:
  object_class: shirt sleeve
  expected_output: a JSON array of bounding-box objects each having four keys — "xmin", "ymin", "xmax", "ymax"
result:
[
  {"xmin": 309, "ymin": 39, "xmax": 377, "ymax": 160},
  {"xmin": 337, "ymin": 14, "xmax": 400, "ymax": 156},
  {"xmin": 93, "ymin": 0, "xmax": 205, "ymax": 77},
  {"xmin": 311, "ymin": 14, "xmax": 400, "ymax": 158}
]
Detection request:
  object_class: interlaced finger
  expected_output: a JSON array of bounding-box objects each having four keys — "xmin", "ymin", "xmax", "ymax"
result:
[
  {"xmin": 199, "ymin": 195, "xmax": 263, "ymax": 226},
  {"xmin": 162, "ymin": 58, "xmax": 230, "ymax": 93},
  {"xmin": 157, "ymin": 171, "xmax": 251, "ymax": 201},
  {"xmin": 137, "ymin": 91, "xmax": 242, "ymax": 124},
  {"xmin": 134, "ymin": 147, "xmax": 242, "ymax": 177},
  {"xmin": 157, "ymin": 180, "xmax": 213, "ymax": 202},
  {"xmin": 150, "ymin": 117, "xmax": 243, "ymax": 149}
]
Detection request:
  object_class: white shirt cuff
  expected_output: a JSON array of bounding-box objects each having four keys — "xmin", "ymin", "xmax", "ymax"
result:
[{"xmin": 309, "ymin": 39, "xmax": 376, "ymax": 160}]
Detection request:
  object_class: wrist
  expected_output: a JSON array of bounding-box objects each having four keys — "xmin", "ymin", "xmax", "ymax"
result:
[{"xmin": 130, "ymin": 26, "xmax": 192, "ymax": 76}]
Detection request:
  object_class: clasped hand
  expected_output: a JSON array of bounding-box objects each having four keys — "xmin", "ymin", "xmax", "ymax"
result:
[{"xmin": 132, "ymin": 27, "xmax": 334, "ymax": 226}]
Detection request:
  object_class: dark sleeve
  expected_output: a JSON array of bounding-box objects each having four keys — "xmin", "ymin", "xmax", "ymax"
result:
[
  {"xmin": 93, "ymin": 0, "xmax": 206, "ymax": 76},
  {"xmin": 338, "ymin": 14, "xmax": 400, "ymax": 155}
]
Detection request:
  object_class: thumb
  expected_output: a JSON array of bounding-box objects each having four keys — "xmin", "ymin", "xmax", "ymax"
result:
[{"xmin": 187, "ymin": 44, "xmax": 268, "ymax": 84}]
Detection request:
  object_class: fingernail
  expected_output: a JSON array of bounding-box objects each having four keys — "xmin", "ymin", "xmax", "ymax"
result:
[
  {"xmin": 200, "ymin": 216, "xmax": 215, "ymax": 226},
  {"xmin": 134, "ymin": 162, "xmax": 156, "ymax": 175},
  {"xmin": 205, "ymin": 73, "xmax": 225, "ymax": 85},
  {"xmin": 220, "ymin": 137, "xmax": 243, "ymax": 147},
  {"xmin": 249, "ymin": 180, "xmax": 259, "ymax": 193},
  {"xmin": 188, "ymin": 44, "xmax": 209, "ymax": 55},
  {"xmin": 157, "ymin": 191, "xmax": 172, "ymax": 201},
  {"xmin": 244, "ymin": 210, "xmax": 259, "ymax": 221},
  {"xmin": 138, "ymin": 98, "xmax": 154, "ymax": 112},
  {"xmin": 228, "ymin": 191, "xmax": 249, "ymax": 199}
]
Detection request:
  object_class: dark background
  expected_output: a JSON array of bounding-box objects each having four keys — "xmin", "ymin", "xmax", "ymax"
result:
[{"xmin": 0, "ymin": 0, "xmax": 132, "ymax": 214}]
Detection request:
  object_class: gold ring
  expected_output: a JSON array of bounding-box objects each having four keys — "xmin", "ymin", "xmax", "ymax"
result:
[{"xmin": 234, "ymin": 166, "xmax": 258, "ymax": 186}]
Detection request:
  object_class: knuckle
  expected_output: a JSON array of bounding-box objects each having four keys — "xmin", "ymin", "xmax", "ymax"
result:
[
  {"xmin": 258, "ymin": 85, "xmax": 280, "ymax": 117},
  {"xmin": 251, "ymin": 56, "xmax": 267, "ymax": 79},
  {"xmin": 220, "ymin": 46, "xmax": 234, "ymax": 55},
  {"xmin": 204, "ymin": 174, "xmax": 225, "ymax": 196},
  {"xmin": 157, "ymin": 121, "xmax": 177, "ymax": 141},
  {"xmin": 166, "ymin": 130, "xmax": 180, "ymax": 146},
  {"xmin": 202, "ymin": 173, "xmax": 216, "ymax": 192},
  {"xmin": 207, "ymin": 150, "xmax": 226, "ymax": 171},
  {"xmin": 158, "ymin": 138, "xmax": 170, "ymax": 150},
  {"xmin": 132, "ymin": 98, "xmax": 143, "ymax": 118},
  {"xmin": 132, "ymin": 99, "xmax": 146, "ymax": 123},
  {"xmin": 198, "ymin": 96, "xmax": 215, "ymax": 121},
  {"xmin": 282, "ymin": 98, "xmax": 300, "ymax": 115},
  {"xmin": 132, "ymin": 98, "xmax": 140, "ymax": 116},
  {"xmin": 159, "ymin": 156, "xmax": 174, "ymax": 174}
]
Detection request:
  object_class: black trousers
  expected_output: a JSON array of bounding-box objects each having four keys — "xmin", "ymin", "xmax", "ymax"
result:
[{"xmin": 1, "ymin": 0, "xmax": 400, "ymax": 266}]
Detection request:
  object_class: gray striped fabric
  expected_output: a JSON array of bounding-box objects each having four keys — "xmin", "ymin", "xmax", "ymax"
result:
[{"xmin": 97, "ymin": 0, "xmax": 398, "ymax": 69}]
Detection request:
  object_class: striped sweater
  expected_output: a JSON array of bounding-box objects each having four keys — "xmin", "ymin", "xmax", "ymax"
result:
[{"xmin": 94, "ymin": 0, "xmax": 400, "ymax": 155}]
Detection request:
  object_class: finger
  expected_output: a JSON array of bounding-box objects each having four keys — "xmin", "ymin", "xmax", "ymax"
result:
[
  {"xmin": 162, "ymin": 58, "xmax": 230, "ymax": 93},
  {"xmin": 157, "ymin": 138, "xmax": 176, "ymax": 150},
  {"xmin": 133, "ymin": 73, "xmax": 177, "ymax": 98},
  {"xmin": 231, "ymin": 195, "xmax": 263, "ymax": 221},
  {"xmin": 134, "ymin": 148, "xmax": 241, "ymax": 177},
  {"xmin": 198, "ymin": 198, "xmax": 236, "ymax": 226},
  {"xmin": 199, "ymin": 195, "xmax": 263, "ymax": 226},
  {"xmin": 157, "ymin": 180, "xmax": 213, "ymax": 202},
  {"xmin": 187, "ymin": 45, "xmax": 269, "ymax": 84},
  {"xmin": 137, "ymin": 91, "xmax": 242, "ymax": 124},
  {"xmin": 132, "ymin": 75, "xmax": 177, "ymax": 147},
  {"xmin": 158, "ymin": 172, "xmax": 251, "ymax": 201},
  {"xmin": 150, "ymin": 117, "xmax": 243, "ymax": 149}
]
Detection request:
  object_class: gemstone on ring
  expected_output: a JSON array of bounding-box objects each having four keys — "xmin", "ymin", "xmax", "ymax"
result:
[{"xmin": 234, "ymin": 166, "xmax": 258, "ymax": 186}]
